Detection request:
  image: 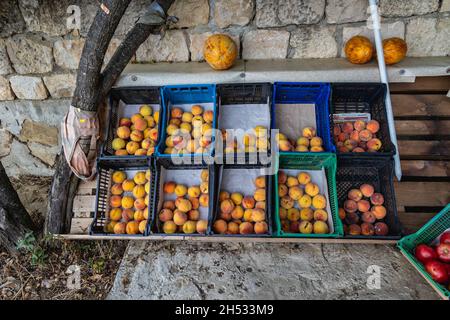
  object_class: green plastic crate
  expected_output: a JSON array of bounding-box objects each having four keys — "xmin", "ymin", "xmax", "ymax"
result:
[
  {"xmin": 274, "ymin": 153, "xmax": 343, "ymax": 238},
  {"xmin": 397, "ymin": 204, "xmax": 450, "ymax": 300}
]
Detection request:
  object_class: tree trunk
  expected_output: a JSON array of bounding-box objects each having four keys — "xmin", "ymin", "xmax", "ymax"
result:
[{"xmin": 0, "ymin": 161, "xmax": 36, "ymax": 253}]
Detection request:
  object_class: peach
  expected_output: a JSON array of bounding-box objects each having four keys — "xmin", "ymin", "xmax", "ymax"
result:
[
  {"xmin": 372, "ymin": 205, "xmax": 387, "ymax": 220},
  {"xmin": 288, "ymin": 186, "xmax": 303, "ymax": 200},
  {"xmin": 312, "ymin": 194, "xmax": 326, "ymax": 209},
  {"xmin": 201, "ymin": 169, "xmax": 209, "ymax": 182},
  {"xmin": 254, "ymin": 176, "xmax": 266, "ymax": 188},
  {"xmin": 139, "ymin": 220, "xmax": 147, "ymax": 234},
  {"xmin": 134, "ymin": 118, "xmax": 148, "ymax": 132},
  {"xmin": 348, "ymin": 224, "xmax": 362, "ymax": 236},
  {"xmin": 295, "ymin": 145, "xmax": 309, "ymax": 152},
  {"xmin": 345, "ymin": 212, "xmax": 360, "ymax": 225},
  {"xmin": 366, "ymin": 120, "xmax": 380, "ymax": 134},
  {"xmin": 163, "ymin": 181, "xmax": 176, "ymax": 194},
  {"xmin": 286, "ymin": 176, "xmax": 299, "ymax": 188},
  {"xmin": 139, "ymin": 105, "xmax": 152, "ymax": 117},
  {"xmin": 297, "ymin": 172, "xmax": 311, "ymax": 185},
  {"xmin": 166, "ymin": 124, "xmax": 179, "ymax": 136},
  {"xmin": 251, "ymin": 209, "xmax": 265, "ymax": 222},
  {"xmin": 122, "ymin": 209, "xmax": 134, "ymax": 222},
  {"xmin": 338, "ymin": 208, "xmax": 346, "ymax": 220},
  {"xmin": 182, "ymin": 221, "xmax": 197, "ymax": 234},
  {"xmin": 242, "ymin": 196, "xmax": 256, "ymax": 209},
  {"xmin": 278, "ymin": 139, "xmax": 292, "ymax": 152},
  {"xmin": 344, "ymin": 139, "xmax": 358, "ymax": 151},
  {"xmin": 134, "ymin": 210, "xmax": 145, "ymax": 222},
  {"xmin": 154, "ymin": 111, "xmax": 160, "ymax": 124},
  {"xmin": 122, "ymin": 179, "xmax": 135, "ymax": 192},
  {"xmin": 171, "ymin": 107, "xmax": 183, "ymax": 119},
  {"xmin": 342, "ymin": 122, "xmax": 354, "ymax": 134},
  {"xmin": 310, "ymin": 137, "xmax": 323, "ymax": 147},
  {"xmin": 213, "ymin": 219, "xmax": 228, "ymax": 234},
  {"xmin": 350, "ymin": 130, "xmax": 360, "ymax": 142},
  {"xmin": 254, "ymin": 188, "xmax": 266, "ymax": 202},
  {"xmin": 300, "ymin": 208, "xmax": 313, "ymax": 221},
  {"xmin": 203, "ymin": 110, "xmax": 214, "ymax": 123},
  {"xmin": 360, "ymin": 184, "xmax": 374, "ymax": 197},
  {"xmin": 313, "ymin": 221, "xmax": 329, "ymax": 234},
  {"xmin": 353, "ymin": 147, "xmax": 365, "ymax": 152},
  {"xmin": 126, "ymin": 141, "xmax": 140, "ymax": 155},
  {"xmin": 353, "ymin": 120, "xmax": 366, "ymax": 132},
  {"xmin": 182, "ymin": 112, "xmax": 193, "ymax": 123},
  {"xmin": 145, "ymin": 181, "xmax": 151, "ymax": 194},
  {"xmin": 163, "ymin": 221, "xmax": 177, "ymax": 234},
  {"xmin": 199, "ymin": 194, "xmax": 209, "ymax": 207},
  {"xmin": 302, "ymin": 127, "xmax": 316, "ymax": 139},
  {"xmin": 231, "ymin": 206, "xmax": 244, "ymax": 220},
  {"xmin": 134, "ymin": 148, "xmax": 147, "ymax": 156},
  {"xmin": 374, "ymin": 222, "xmax": 389, "ymax": 236},
  {"xmin": 192, "ymin": 116, "xmax": 204, "ymax": 128},
  {"xmin": 281, "ymin": 220, "xmax": 290, "ymax": 232},
  {"xmin": 280, "ymin": 196, "xmax": 294, "ymax": 209},
  {"xmin": 348, "ymin": 188, "xmax": 363, "ymax": 201},
  {"xmin": 115, "ymin": 149, "xmax": 128, "ymax": 156},
  {"xmin": 110, "ymin": 195, "xmax": 122, "ymax": 208},
  {"xmin": 144, "ymin": 115, "xmax": 155, "ymax": 128},
  {"xmin": 113, "ymin": 222, "xmax": 127, "ymax": 234},
  {"xmin": 287, "ymin": 208, "xmax": 300, "ymax": 221},
  {"xmin": 338, "ymin": 146, "xmax": 349, "ymax": 153},
  {"xmin": 305, "ymin": 183, "xmax": 320, "ymax": 197},
  {"xmin": 276, "ymin": 133, "xmax": 287, "ymax": 142},
  {"xmin": 227, "ymin": 221, "xmax": 240, "ymax": 234},
  {"xmin": 187, "ymin": 186, "xmax": 201, "ymax": 198},
  {"xmin": 117, "ymin": 126, "xmax": 131, "ymax": 140},
  {"xmin": 162, "ymin": 201, "xmax": 175, "ymax": 211},
  {"xmin": 314, "ymin": 209, "xmax": 328, "ymax": 222},
  {"xmin": 120, "ymin": 118, "xmax": 132, "ymax": 127},
  {"xmin": 230, "ymin": 193, "xmax": 243, "ymax": 205},
  {"xmin": 129, "ymin": 130, "xmax": 143, "ymax": 143},
  {"xmin": 105, "ymin": 221, "xmax": 117, "ymax": 233},
  {"xmin": 134, "ymin": 172, "xmax": 147, "ymax": 185},
  {"xmin": 200, "ymin": 181, "xmax": 209, "ymax": 194},
  {"xmin": 174, "ymin": 184, "xmax": 187, "ymax": 197},
  {"xmin": 133, "ymin": 185, "xmax": 146, "ymax": 199},
  {"xmin": 173, "ymin": 210, "xmax": 188, "ymax": 226},
  {"xmin": 159, "ymin": 208, "xmax": 173, "ymax": 222},
  {"xmin": 299, "ymin": 221, "xmax": 313, "ymax": 234},
  {"xmin": 299, "ymin": 195, "xmax": 312, "ymax": 208},
  {"xmin": 254, "ymin": 221, "xmax": 268, "ymax": 234},
  {"xmin": 255, "ymin": 201, "xmax": 266, "ymax": 210},
  {"xmin": 279, "ymin": 207, "xmax": 288, "ymax": 220},
  {"xmin": 367, "ymin": 138, "xmax": 382, "ymax": 151},
  {"xmin": 310, "ymin": 146, "xmax": 324, "ymax": 152},
  {"xmin": 111, "ymin": 183, "xmax": 124, "ymax": 196},
  {"xmin": 344, "ymin": 199, "xmax": 358, "ymax": 213},
  {"xmin": 370, "ymin": 193, "xmax": 384, "ymax": 206},
  {"xmin": 361, "ymin": 222, "xmax": 375, "ymax": 236},
  {"xmin": 189, "ymin": 197, "xmax": 200, "ymax": 210},
  {"xmin": 359, "ymin": 129, "xmax": 373, "ymax": 142},
  {"xmin": 278, "ymin": 184, "xmax": 288, "ymax": 197},
  {"xmin": 180, "ymin": 122, "xmax": 192, "ymax": 132},
  {"xmin": 220, "ymin": 199, "xmax": 235, "ymax": 214},
  {"xmin": 296, "ymin": 137, "xmax": 310, "ymax": 147},
  {"xmin": 141, "ymin": 138, "xmax": 153, "ymax": 150},
  {"xmin": 196, "ymin": 220, "xmax": 208, "ymax": 234},
  {"xmin": 219, "ymin": 211, "xmax": 232, "ymax": 221},
  {"xmin": 219, "ymin": 191, "xmax": 230, "ymax": 201},
  {"xmin": 112, "ymin": 138, "xmax": 126, "ymax": 151},
  {"xmin": 191, "ymin": 105, "xmax": 203, "ymax": 116},
  {"xmin": 289, "ymin": 221, "xmax": 300, "ymax": 233},
  {"xmin": 337, "ymin": 132, "xmax": 349, "ymax": 142},
  {"xmin": 278, "ymin": 171, "xmax": 287, "ymax": 184},
  {"xmin": 109, "ymin": 208, "xmax": 122, "ymax": 221},
  {"xmin": 239, "ymin": 222, "xmax": 254, "ymax": 235},
  {"xmin": 243, "ymin": 209, "xmax": 253, "ymax": 222},
  {"xmin": 176, "ymin": 198, "xmax": 192, "ymax": 213},
  {"xmin": 134, "ymin": 198, "xmax": 146, "ymax": 210},
  {"xmin": 357, "ymin": 199, "xmax": 371, "ymax": 213},
  {"xmin": 362, "ymin": 211, "xmax": 376, "ymax": 224}
]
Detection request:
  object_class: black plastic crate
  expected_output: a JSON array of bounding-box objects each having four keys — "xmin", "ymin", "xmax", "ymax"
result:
[
  {"xmin": 336, "ymin": 157, "xmax": 402, "ymax": 240},
  {"xmin": 216, "ymin": 83, "xmax": 273, "ymax": 165},
  {"xmin": 150, "ymin": 158, "xmax": 215, "ymax": 236},
  {"xmin": 330, "ymin": 83, "xmax": 396, "ymax": 158},
  {"xmin": 90, "ymin": 157, "xmax": 154, "ymax": 236},
  {"xmin": 101, "ymin": 86, "xmax": 162, "ymax": 159},
  {"xmin": 209, "ymin": 163, "xmax": 273, "ymax": 237}
]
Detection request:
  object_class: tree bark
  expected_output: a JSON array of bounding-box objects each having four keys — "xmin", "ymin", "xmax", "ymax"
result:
[{"xmin": 0, "ymin": 161, "xmax": 36, "ymax": 253}]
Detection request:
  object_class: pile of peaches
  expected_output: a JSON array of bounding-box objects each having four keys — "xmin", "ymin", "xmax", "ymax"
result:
[
  {"xmin": 278, "ymin": 171, "xmax": 330, "ymax": 234},
  {"xmin": 111, "ymin": 105, "xmax": 159, "ymax": 156},
  {"xmin": 339, "ymin": 184, "xmax": 389, "ymax": 236},
  {"xmin": 213, "ymin": 176, "xmax": 269, "ymax": 235},
  {"xmin": 333, "ymin": 119, "xmax": 382, "ymax": 153},
  {"xmin": 106, "ymin": 170, "xmax": 151, "ymax": 235},
  {"xmin": 221, "ymin": 126, "xmax": 270, "ymax": 154},
  {"xmin": 158, "ymin": 170, "xmax": 209, "ymax": 234},
  {"xmin": 277, "ymin": 127, "xmax": 324, "ymax": 152},
  {"xmin": 164, "ymin": 105, "xmax": 214, "ymax": 155}
]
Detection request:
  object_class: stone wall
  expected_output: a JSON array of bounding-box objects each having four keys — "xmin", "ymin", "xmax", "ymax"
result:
[{"xmin": 0, "ymin": 0, "xmax": 449, "ymax": 177}]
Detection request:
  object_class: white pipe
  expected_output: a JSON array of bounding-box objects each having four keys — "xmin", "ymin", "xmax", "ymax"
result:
[{"xmin": 369, "ymin": 0, "xmax": 402, "ymax": 181}]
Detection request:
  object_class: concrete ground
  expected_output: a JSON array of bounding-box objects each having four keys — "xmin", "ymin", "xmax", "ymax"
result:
[{"xmin": 107, "ymin": 242, "xmax": 439, "ymax": 300}]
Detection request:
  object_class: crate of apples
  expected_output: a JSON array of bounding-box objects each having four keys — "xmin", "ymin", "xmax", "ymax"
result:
[
  {"xmin": 339, "ymin": 183, "xmax": 390, "ymax": 237},
  {"xmin": 333, "ymin": 120, "xmax": 382, "ymax": 153},
  {"xmin": 278, "ymin": 171, "xmax": 330, "ymax": 235},
  {"xmin": 112, "ymin": 105, "xmax": 159, "ymax": 156},
  {"xmin": 277, "ymin": 127, "xmax": 324, "ymax": 152},
  {"xmin": 414, "ymin": 231, "xmax": 450, "ymax": 288},
  {"xmin": 213, "ymin": 175, "xmax": 269, "ymax": 235},
  {"xmin": 164, "ymin": 105, "xmax": 214, "ymax": 155},
  {"xmin": 105, "ymin": 169, "xmax": 151, "ymax": 235},
  {"xmin": 158, "ymin": 169, "xmax": 209, "ymax": 234}
]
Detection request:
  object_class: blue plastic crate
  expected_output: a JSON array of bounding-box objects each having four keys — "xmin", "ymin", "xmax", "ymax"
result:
[
  {"xmin": 272, "ymin": 82, "xmax": 335, "ymax": 154},
  {"xmin": 155, "ymin": 84, "xmax": 218, "ymax": 159}
]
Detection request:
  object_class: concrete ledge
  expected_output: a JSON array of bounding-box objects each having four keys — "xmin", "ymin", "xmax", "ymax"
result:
[{"xmin": 116, "ymin": 57, "xmax": 450, "ymax": 87}]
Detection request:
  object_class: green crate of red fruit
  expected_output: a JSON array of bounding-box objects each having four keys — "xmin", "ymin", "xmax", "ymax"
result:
[{"xmin": 398, "ymin": 204, "xmax": 450, "ymax": 300}]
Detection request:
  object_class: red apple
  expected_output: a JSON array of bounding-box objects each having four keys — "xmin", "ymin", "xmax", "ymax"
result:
[
  {"xmin": 436, "ymin": 243, "xmax": 450, "ymax": 263},
  {"xmin": 415, "ymin": 244, "xmax": 437, "ymax": 264},
  {"xmin": 440, "ymin": 231, "xmax": 450, "ymax": 245},
  {"xmin": 424, "ymin": 260, "xmax": 449, "ymax": 284}
]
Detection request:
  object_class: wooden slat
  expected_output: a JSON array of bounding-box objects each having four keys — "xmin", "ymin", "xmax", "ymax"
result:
[
  {"xmin": 76, "ymin": 180, "xmax": 97, "ymax": 196},
  {"xmin": 72, "ymin": 195, "xmax": 96, "ymax": 212},
  {"xmin": 69, "ymin": 218, "xmax": 93, "ymax": 234},
  {"xmin": 401, "ymin": 160, "xmax": 449, "ymax": 177},
  {"xmin": 73, "ymin": 211, "xmax": 94, "ymax": 218},
  {"xmin": 390, "ymin": 76, "xmax": 450, "ymax": 93},
  {"xmin": 398, "ymin": 211, "xmax": 437, "ymax": 234},
  {"xmin": 394, "ymin": 181, "xmax": 450, "ymax": 207},
  {"xmin": 391, "ymin": 94, "xmax": 450, "ymax": 117},
  {"xmin": 398, "ymin": 140, "xmax": 450, "ymax": 157},
  {"xmin": 395, "ymin": 120, "xmax": 450, "ymax": 135}
]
